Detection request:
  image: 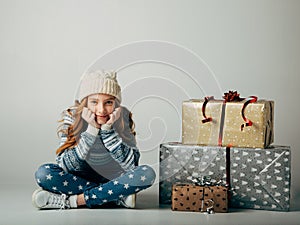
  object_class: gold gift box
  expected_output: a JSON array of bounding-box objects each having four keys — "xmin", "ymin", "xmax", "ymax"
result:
[{"xmin": 182, "ymin": 99, "xmax": 274, "ymax": 148}]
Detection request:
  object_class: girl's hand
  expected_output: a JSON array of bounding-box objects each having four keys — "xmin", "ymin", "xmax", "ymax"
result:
[
  {"xmin": 81, "ymin": 107, "xmax": 101, "ymax": 129},
  {"xmin": 106, "ymin": 107, "xmax": 121, "ymax": 125}
]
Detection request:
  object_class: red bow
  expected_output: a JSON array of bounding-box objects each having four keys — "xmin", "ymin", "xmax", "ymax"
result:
[{"xmin": 223, "ymin": 91, "xmax": 243, "ymax": 102}]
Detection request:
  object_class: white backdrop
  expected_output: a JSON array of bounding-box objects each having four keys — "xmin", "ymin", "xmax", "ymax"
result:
[{"xmin": 0, "ymin": 0, "xmax": 299, "ymax": 201}]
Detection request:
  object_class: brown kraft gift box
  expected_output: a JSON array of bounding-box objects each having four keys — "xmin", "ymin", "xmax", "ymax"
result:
[{"xmin": 172, "ymin": 184, "xmax": 228, "ymax": 213}]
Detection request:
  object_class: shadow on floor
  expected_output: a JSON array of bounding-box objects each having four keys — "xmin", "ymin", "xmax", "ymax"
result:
[{"xmin": 136, "ymin": 191, "xmax": 159, "ymax": 209}]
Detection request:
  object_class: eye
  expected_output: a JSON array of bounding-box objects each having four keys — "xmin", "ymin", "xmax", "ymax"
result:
[
  {"xmin": 90, "ymin": 100, "xmax": 97, "ymax": 105},
  {"xmin": 105, "ymin": 100, "xmax": 114, "ymax": 105}
]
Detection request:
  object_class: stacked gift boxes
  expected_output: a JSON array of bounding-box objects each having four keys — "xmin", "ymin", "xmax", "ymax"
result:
[{"xmin": 159, "ymin": 91, "xmax": 291, "ymax": 212}]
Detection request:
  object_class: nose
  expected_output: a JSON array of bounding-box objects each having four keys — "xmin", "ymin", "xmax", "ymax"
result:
[{"xmin": 96, "ymin": 103, "xmax": 106, "ymax": 114}]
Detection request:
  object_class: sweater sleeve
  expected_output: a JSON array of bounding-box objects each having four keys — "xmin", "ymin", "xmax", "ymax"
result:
[
  {"xmin": 100, "ymin": 127, "xmax": 140, "ymax": 171},
  {"xmin": 55, "ymin": 110, "xmax": 99, "ymax": 172}
]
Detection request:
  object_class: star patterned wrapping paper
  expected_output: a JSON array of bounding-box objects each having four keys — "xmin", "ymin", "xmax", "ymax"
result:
[
  {"xmin": 159, "ymin": 143, "xmax": 291, "ymax": 211},
  {"xmin": 182, "ymin": 99, "xmax": 274, "ymax": 148}
]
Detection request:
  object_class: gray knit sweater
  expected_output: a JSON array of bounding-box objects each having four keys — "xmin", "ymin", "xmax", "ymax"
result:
[{"xmin": 55, "ymin": 106, "xmax": 140, "ymax": 181}]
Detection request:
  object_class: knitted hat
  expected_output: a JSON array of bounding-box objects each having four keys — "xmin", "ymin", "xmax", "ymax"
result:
[{"xmin": 77, "ymin": 70, "xmax": 122, "ymax": 103}]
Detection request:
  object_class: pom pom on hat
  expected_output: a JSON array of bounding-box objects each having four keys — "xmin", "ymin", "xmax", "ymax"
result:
[{"xmin": 77, "ymin": 70, "xmax": 122, "ymax": 103}]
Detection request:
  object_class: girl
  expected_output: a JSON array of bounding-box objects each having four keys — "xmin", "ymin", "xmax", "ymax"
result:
[{"xmin": 32, "ymin": 70, "xmax": 156, "ymax": 209}]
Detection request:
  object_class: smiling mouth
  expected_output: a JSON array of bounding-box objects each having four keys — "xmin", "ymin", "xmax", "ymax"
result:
[{"xmin": 97, "ymin": 115, "xmax": 108, "ymax": 119}]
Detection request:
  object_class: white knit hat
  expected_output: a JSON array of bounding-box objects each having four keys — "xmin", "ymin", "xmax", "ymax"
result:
[{"xmin": 77, "ymin": 70, "xmax": 122, "ymax": 103}]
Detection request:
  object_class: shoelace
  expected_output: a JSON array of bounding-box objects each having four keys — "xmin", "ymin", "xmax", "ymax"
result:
[{"xmin": 48, "ymin": 193, "xmax": 70, "ymax": 210}]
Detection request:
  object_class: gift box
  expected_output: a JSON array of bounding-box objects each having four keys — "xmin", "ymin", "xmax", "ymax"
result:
[
  {"xmin": 159, "ymin": 142, "xmax": 291, "ymax": 211},
  {"xmin": 159, "ymin": 142, "xmax": 228, "ymax": 205},
  {"xmin": 182, "ymin": 93, "xmax": 274, "ymax": 148},
  {"xmin": 172, "ymin": 184, "xmax": 228, "ymax": 213},
  {"xmin": 229, "ymin": 145, "xmax": 291, "ymax": 211}
]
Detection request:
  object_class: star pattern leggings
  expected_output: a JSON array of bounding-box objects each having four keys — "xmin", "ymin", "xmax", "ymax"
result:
[{"xmin": 34, "ymin": 163, "xmax": 156, "ymax": 208}]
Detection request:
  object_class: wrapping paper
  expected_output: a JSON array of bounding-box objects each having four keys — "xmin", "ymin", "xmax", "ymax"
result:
[
  {"xmin": 159, "ymin": 142, "xmax": 291, "ymax": 211},
  {"xmin": 182, "ymin": 99, "xmax": 274, "ymax": 148},
  {"xmin": 172, "ymin": 184, "xmax": 228, "ymax": 213},
  {"xmin": 159, "ymin": 142, "xmax": 227, "ymax": 205},
  {"xmin": 229, "ymin": 145, "xmax": 291, "ymax": 211}
]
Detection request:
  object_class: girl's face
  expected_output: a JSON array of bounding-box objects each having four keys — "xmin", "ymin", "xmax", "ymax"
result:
[{"xmin": 87, "ymin": 93, "xmax": 116, "ymax": 125}]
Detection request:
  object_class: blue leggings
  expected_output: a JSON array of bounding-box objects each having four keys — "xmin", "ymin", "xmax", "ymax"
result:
[{"xmin": 35, "ymin": 163, "xmax": 156, "ymax": 208}]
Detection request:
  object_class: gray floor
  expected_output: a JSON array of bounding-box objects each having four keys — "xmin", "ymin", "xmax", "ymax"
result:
[{"xmin": 1, "ymin": 184, "xmax": 300, "ymax": 225}]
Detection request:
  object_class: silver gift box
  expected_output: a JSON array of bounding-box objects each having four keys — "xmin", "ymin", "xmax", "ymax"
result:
[
  {"xmin": 159, "ymin": 142, "xmax": 227, "ymax": 204},
  {"xmin": 159, "ymin": 142, "xmax": 291, "ymax": 211},
  {"xmin": 229, "ymin": 145, "xmax": 290, "ymax": 211}
]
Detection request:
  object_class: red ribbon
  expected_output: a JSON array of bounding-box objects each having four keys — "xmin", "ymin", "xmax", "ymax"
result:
[
  {"xmin": 201, "ymin": 91, "xmax": 258, "ymax": 145},
  {"xmin": 201, "ymin": 96, "xmax": 214, "ymax": 123},
  {"xmin": 218, "ymin": 102, "xmax": 226, "ymax": 146},
  {"xmin": 240, "ymin": 96, "xmax": 258, "ymax": 131}
]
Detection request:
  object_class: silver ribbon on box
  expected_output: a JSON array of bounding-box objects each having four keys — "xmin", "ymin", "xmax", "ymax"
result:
[{"xmin": 189, "ymin": 175, "xmax": 224, "ymax": 187}]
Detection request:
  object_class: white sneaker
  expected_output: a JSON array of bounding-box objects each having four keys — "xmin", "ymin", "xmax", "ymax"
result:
[
  {"xmin": 117, "ymin": 194, "xmax": 136, "ymax": 209},
  {"xmin": 32, "ymin": 188, "xmax": 72, "ymax": 209}
]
